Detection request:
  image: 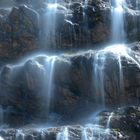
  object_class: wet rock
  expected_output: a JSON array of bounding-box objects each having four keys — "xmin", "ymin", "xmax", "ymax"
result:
[
  {"xmin": 0, "ymin": 1, "xmax": 139, "ymax": 54},
  {"xmin": 99, "ymin": 106, "xmax": 140, "ymax": 139},
  {"xmin": 0, "ymin": 5, "xmax": 39, "ymax": 60},
  {"xmin": 0, "ymin": 44, "xmax": 139, "ymax": 126},
  {"xmin": 0, "ymin": 124, "xmax": 133, "ymax": 140}
]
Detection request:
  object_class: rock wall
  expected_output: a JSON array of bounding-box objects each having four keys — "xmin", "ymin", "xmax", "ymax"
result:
[
  {"xmin": 0, "ymin": 106, "xmax": 139, "ymax": 140},
  {"xmin": 0, "ymin": 0, "xmax": 140, "ymax": 61},
  {"xmin": 0, "ymin": 43, "xmax": 139, "ymax": 127}
]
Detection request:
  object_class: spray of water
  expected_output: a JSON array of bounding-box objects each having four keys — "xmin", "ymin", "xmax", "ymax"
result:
[
  {"xmin": 57, "ymin": 127, "xmax": 69, "ymax": 140},
  {"xmin": 81, "ymin": 124, "xmax": 112, "ymax": 140},
  {"xmin": 16, "ymin": 130, "xmax": 25, "ymax": 140},
  {"xmin": 0, "ymin": 136, "xmax": 4, "ymax": 140}
]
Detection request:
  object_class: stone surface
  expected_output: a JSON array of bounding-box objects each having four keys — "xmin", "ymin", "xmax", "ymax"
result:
[
  {"xmin": 0, "ymin": 1, "xmax": 140, "ymax": 59},
  {"xmin": 0, "ymin": 43, "xmax": 139, "ymax": 127},
  {"xmin": 0, "ymin": 106, "xmax": 139, "ymax": 140}
]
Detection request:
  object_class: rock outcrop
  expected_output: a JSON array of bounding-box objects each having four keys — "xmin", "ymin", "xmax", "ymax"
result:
[
  {"xmin": 0, "ymin": 0, "xmax": 140, "ymax": 60},
  {"xmin": 0, "ymin": 106, "xmax": 139, "ymax": 140},
  {"xmin": 0, "ymin": 43, "xmax": 139, "ymax": 127}
]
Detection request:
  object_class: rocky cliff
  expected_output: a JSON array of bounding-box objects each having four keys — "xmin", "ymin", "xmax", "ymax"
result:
[{"xmin": 0, "ymin": 0, "xmax": 140, "ymax": 61}]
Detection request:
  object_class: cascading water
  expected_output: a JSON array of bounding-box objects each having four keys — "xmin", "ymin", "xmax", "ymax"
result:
[
  {"xmin": 44, "ymin": 56, "xmax": 57, "ymax": 117},
  {"xmin": 106, "ymin": 112, "xmax": 114, "ymax": 129},
  {"xmin": 24, "ymin": 55, "xmax": 58, "ymax": 120},
  {"xmin": 93, "ymin": 52, "xmax": 106, "ymax": 108},
  {"xmin": 93, "ymin": 0, "xmax": 126, "ymax": 109},
  {"xmin": 40, "ymin": 0, "xmax": 58, "ymax": 48},
  {"xmin": 111, "ymin": 0, "xmax": 125, "ymax": 43},
  {"xmin": 15, "ymin": 130, "xmax": 25, "ymax": 140},
  {"xmin": 92, "ymin": 0, "xmax": 127, "ymax": 131},
  {"xmin": 0, "ymin": 0, "xmax": 140, "ymax": 139},
  {"xmin": 81, "ymin": 124, "xmax": 113, "ymax": 140},
  {"xmin": 57, "ymin": 127, "xmax": 69, "ymax": 140}
]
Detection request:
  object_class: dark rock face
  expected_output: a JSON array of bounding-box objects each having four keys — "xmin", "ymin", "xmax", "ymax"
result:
[
  {"xmin": 0, "ymin": 5, "xmax": 39, "ymax": 60},
  {"xmin": 0, "ymin": 0, "xmax": 140, "ymax": 59},
  {"xmin": 99, "ymin": 106, "xmax": 140, "ymax": 139},
  {"xmin": 0, "ymin": 1, "xmax": 140, "ymax": 139}
]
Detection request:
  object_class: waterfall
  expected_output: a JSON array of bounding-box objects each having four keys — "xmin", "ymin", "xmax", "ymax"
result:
[
  {"xmin": 40, "ymin": 0, "xmax": 58, "ymax": 49},
  {"xmin": 57, "ymin": 127, "xmax": 69, "ymax": 140},
  {"xmin": 111, "ymin": 0, "xmax": 125, "ymax": 43},
  {"xmin": 41, "ymin": 130, "xmax": 46, "ymax": 140},
  {"xmin": 93, "ymin": 51, "xmax": 106, "ymax": 108},
  {"xmin": 81, "ymin": 124, "xmax": 112, "ymax": 140},
  {"xmin": 0, "ymin": 136, "xmax": 4, "ymax": 140},
  {"xmin": 106, "ymin": 112, "xmax": 114, "ymax": 129},
  {"xmin": 93, "ymin": 0, "xmax": 126, "ymax": 109},
  {"xmin": 44, "ymin": 56, "xmax": 57, "ymax": 117},
  {"xmin": 84, "ymin": 0, "xmax": 88, "ymax": 6},
  {"xmin": 15, "ymin": 130, "xmax": 25, "ymax": 140}
]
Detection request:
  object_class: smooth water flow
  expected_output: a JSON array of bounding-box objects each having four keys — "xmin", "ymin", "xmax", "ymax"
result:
[
  {"xmin": 93, "ymin": 0, "xmax": 126, "ymax": 110},
  {"xmin": 93, "ymin": 52, "xmax": 106, "ymax": 107},
  {"xmin": 57, "ymin": 127, "xmax": 69, "ymax": 140},
  {"xmin": 44, "ymin": 56, "xmax": 57, "ymax": 116},
  {"xmin": 111, "ymin": 0, "xmax": 125, "ymax": 43},
  {"xmin": 16, "ymin": 130, "xmax": 25, "ymax": 140},
  {"xmin": 106, "ymin": 112, "xmax": 114, "ymax": 129},
  {"xmin": 40, "ymin": 1, "xmax": 58, "ymax": 48}
]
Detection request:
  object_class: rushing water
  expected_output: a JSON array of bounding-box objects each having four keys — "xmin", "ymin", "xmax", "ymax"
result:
[
  {"xmin": 57, "ymin": 127, "xmax": 69, "ymax": 140},
  {"xmin": 0, "ymin": 0, "xmax": 140, "ymax": 139},
  {"xmin": 93, "ymin": 51, "xmax": 106, "ymax": 108},
  {"xmin": 81, "ymin": 124, "xmax": 112, "ymax": 140},
  {"xmin": 111, "ymin": 0, "xmax": 125, "ymax": 43},
  {"xmin": 106, "ymin": 112, "xmax": 114, "ymax": 129},
  {"xmin": 16, "ymin": 130, "xmax": 25, "ymax": 140},
  {"xmin": 40, "ymin": 1, "xmax": 58, "ymax": 48},
  {"xmin": 44, "ymin": 56, "xmax": 57, "ymax": 117},
  {"xmin": 24, "ymin": 55, "xmax": 58, "ymax": 119}
]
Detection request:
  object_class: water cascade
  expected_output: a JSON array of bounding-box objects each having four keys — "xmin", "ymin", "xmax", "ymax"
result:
[
  {"xmin": 15, "ymin": 130, "xmax": 25, "ymax": 140},
  {"xmin": 111, "ymin": 0, "xmax": 125, "ymax": 43},
  {"xmin": 93, "ymin": 0, "xmax": 126, "ymax": 109},
  {"xmin": 0, "ymin": 0, "xmax": 140, "ymax": 139},
  {"xmin": 44, "ymin": 56, "xmax": 57, "ymax": 117},
  {"xmin": 93, "ymin": 51, "xmax": 106, "ymax": 108},
  {"xmin": 40, "ymin": 0, "xmax": 58, "ymax": 48},
  {"xmin": 106, "ymin": 112, "xmax": 114, "ymax": 129},
  {"xmin": 81, "ymin": 124, "xmax": 113, "ymax": 140},
  {"xmin": 57, "ymin": 127, "xmax": 69, "ymax": 140}
]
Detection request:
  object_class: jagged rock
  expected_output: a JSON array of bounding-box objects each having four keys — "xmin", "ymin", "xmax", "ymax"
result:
[
  {"xmin": 0, "ymin": 125, "xmax": 132, "ymax": 140},
  {"xmin": 0, "ymin": 106, "xmax": 139, "ymax": 140},
  {"xmin": 0, "ymin": 5, "xmax": 39, "ymax": 60},
  {"xmin": 0, "ymin": 44, "xmax": 139, "ymax": 126},
  {"xmin": 0, "ymin": 0, "xmax": 139, "ymax": 58},
  {"xmin": 98, "ymin": 106, "xmax": 140, "ymax": 139}
]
